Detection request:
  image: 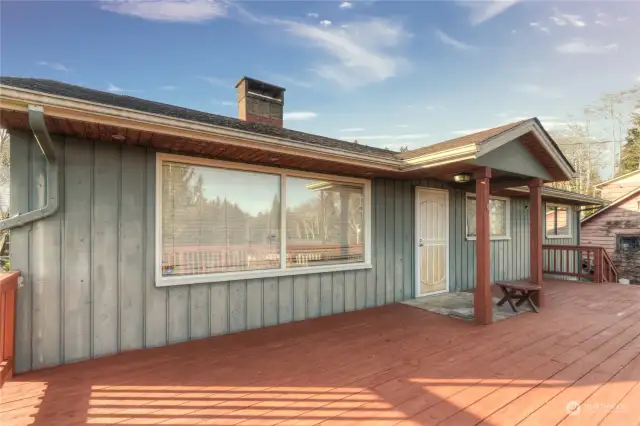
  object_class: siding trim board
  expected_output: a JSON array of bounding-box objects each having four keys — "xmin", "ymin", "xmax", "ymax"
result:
[{"xmin": 10, "ymin": 132, "xmax": 578, "ymax": 373}]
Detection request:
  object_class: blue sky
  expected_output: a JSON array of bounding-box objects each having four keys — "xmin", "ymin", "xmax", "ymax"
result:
[{"xmin": 1, "ymin": 0, "xmax": 639, "ymax": 157}]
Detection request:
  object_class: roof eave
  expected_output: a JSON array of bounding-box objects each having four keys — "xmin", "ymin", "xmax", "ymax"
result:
[{"xmin": 0, "ymin": 85, "xmax": 402, "ymax": 171}]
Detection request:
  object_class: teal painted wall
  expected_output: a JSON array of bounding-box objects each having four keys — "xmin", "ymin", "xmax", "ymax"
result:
[
  {"xmin": 473, "ymin": 139, "xmax": 553, "ymax": 181},
  {"xmin": 10, "ymin": 131, "xmax": 577, "ymax": 373}
]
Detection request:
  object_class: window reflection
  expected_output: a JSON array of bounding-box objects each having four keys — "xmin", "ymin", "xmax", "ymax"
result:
[
  {"xmin": 161, "ymin": 162, "xmax": 281, "ymax": 276},
  {"xmin": 286, "ymin": 178, "xmax": 364, "ymax": 267}
]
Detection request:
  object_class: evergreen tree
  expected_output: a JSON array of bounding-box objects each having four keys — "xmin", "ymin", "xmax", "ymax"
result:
[{"xmin": 620, "ymin": 113, "xmax": 640, "ymax": 174}]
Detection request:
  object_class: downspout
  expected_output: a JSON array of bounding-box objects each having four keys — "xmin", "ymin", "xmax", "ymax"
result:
[{"xmin": 0, "ymin": 105, "xmax": 59, "ymax": 230}]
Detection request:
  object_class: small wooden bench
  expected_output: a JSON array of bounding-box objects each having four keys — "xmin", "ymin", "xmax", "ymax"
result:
[{"xmin": 496, "ymin": 281, "xmax": 541, "ymax": 313}]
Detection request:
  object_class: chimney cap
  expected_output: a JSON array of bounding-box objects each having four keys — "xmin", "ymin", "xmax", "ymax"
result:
[{"xmin": 235, "ymin": 76, "xmax": 286, "ymax": 93}]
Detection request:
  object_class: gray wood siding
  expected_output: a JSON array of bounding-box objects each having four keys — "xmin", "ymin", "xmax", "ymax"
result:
[
  {"xmin": 10, "ymin": 132, "xmax": 575, "ymax": 373},
  {"xmin": 10, "ymin": 134, "xmax": 413, "ymax": 373}
]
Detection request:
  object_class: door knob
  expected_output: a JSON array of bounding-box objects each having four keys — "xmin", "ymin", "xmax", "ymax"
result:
[{"xmin": 419, "ymin": 238, "xmax": 424, "ymax": 247}]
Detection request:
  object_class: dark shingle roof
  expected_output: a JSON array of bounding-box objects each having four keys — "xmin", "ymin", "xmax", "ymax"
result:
[
  {"xmin": 396, "ymin": 120, "xmax": 527, "ymax": 160},
  {"xmin": 0, "ymin": 77, "xmax": 397, "ymax": 160}
]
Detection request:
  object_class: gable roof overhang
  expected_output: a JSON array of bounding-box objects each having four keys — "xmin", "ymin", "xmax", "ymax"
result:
[
  {"xmin": 581, "ymin": 187, "xmax": 640, "ymax": 223},
  {"xmin": 397, "ymin": 119, "xmax": 575, "ymax": 181},
  {"xmin": 0, "ymin": 78, "xmax": 575, "ymax": 184},
  {"xmin": 593, "ymin": 169, "xmax": 640, "ymax": 188}
]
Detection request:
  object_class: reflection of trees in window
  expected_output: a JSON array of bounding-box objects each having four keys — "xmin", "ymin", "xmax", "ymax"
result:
[
  {"xmin": 162, "ymin": 162, "xmax": 281, "ymax": 275},
  {"xmin": 286, "ymin": 179, "xmax": 364, "ymax": 267}
]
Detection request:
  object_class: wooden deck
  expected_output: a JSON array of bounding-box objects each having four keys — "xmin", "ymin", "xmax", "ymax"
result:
[{"xmin": 2, "ymin": 280, "xmax": 640, "ymax": 426}]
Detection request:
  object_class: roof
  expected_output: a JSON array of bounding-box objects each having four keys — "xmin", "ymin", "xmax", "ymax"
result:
[
  {"xmin": 594, "ymin": 169, "xmax": 640, "ymax": 188},
  {"xmin": 506, "ymin": 186, "xmax": 605, "ymax": 206},
  {"xmin": 0, "ymin": 77, "xmax": 395, "ymax": 160},
  {"xmin": 396, "ymin": 120, "xmax": 527, "ymax": 159},
  {"xmin": 581, "ymin": 187, "xmax": 640, "ymax": 224},
  {"xmin": 0, "ymin": 76, "xmax": 575, "ymax": 182}
]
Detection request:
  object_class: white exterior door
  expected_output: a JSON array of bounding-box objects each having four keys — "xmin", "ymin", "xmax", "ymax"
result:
[{"xmin": 416, "ymin": 188, "xmax": 449, "ymax": 297}]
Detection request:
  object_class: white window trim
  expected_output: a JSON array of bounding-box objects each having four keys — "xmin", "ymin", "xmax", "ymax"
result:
[
  {"xmin": 155, "ymin": 153, "xmax": 372, "ymax": 287},
  {"xmin": 545, "ymin": 203, "xmax": 572, "ymax": 239},
  {"xmin": 465, "ymin": 193, "xmax": 511, "ymax": 241}
]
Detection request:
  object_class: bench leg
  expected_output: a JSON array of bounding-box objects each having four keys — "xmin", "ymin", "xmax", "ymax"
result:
[
  {"xmin": 526, "ymin": 291, "xmax": 540, "ymax": 313},
  {"xmin": 497, "ymin": 287, "xmax": 518, "ymax": 313},
  {"xmin": 497, "ymin": 286, "xmax": 509, "ymax": 306}
]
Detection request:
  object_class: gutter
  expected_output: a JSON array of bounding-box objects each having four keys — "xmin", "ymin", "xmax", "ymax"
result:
[
  {"xmin": 0, "ymin": 105, "xmax": 59, "ymax": 230},
  {"xmin": 0, "ymin": 86, "xmax": 402, "ymax": 171}
]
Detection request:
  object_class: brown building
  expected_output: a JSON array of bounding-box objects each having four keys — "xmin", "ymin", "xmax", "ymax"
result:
[{"xmin": 582, "ymin": 170, "xmax": 640, "ymax": 283}]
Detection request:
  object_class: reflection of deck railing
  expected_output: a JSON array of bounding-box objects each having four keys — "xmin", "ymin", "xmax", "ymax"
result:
[
  {"xmin": 542, "ymin": 245, "xmax": 619, "ymax": 283},
  {"xmin": 163, "ymin": 244, "xmax": 364, "ymax": 275},
  {"xmin": 0, "ymin": 272, "xmax": 19, "ymax": 387}
]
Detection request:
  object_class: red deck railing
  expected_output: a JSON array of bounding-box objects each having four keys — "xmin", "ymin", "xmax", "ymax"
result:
[
  {"xmin": 0, "ymin": 271, "xmax": 19, "ymax": 387},
  {"xmin": 542, "ymin": 245, "xmax": 618, "ymax": 283}
]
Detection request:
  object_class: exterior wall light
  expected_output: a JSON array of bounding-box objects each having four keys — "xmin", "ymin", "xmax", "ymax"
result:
[{"xmin": 453, "ymin": 173, "xmax": 472, "ymax": 183}]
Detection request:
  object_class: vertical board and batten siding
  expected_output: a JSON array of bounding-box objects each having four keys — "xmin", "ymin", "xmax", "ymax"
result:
[
  {"xmin": 10, "ymin": 132, "xmax": 415, "ymax": 373},
  {"xmin": 10, "ymin": 131, "xmax": 572, "ymax": 373}
]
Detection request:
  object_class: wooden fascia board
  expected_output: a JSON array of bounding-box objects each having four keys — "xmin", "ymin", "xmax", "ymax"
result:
[
  {"xmin": 0, "ymin": 86, "xmax": 401, "ymax": 172},
  {"xmin": 399, "ymin": 144, "xmax": 478, "ymax": 170}
]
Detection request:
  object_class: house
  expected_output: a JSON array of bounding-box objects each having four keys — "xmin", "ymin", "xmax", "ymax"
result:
[
  {"xmin": 582, "ymin": 169, "xmax": 640, "ymax": 283},
  {"xmin": 0, "ymin": 76, "xmax": 605, "ymax": 375}
]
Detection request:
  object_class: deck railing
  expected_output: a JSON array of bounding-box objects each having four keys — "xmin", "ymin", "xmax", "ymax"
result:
[
  {"xmin": 0, "ymin": 272, "xmax": 19, "ymax": 387},
  {"xmin": 162, "ymin": 244, "xmax": 364, "ymax": 276},
  {"xmin": 542, "ymin": 245, "xmax": 618, "ymax": 283}
]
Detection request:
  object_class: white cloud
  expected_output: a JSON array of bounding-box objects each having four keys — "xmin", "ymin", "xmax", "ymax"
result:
[
  {"xmin": 284, "ymin": 111, "xmax": 318, "ymax": 120},
  {"xmin": 339, "ymin": 133, "xmax": 429, "ymax": 141},
  {"xmin": 618, "ymin": 17, "xmax": 629, "ymax": 22},
  {"xmin": 556, "ymin": 39, "xmax": 618, "ymax": 54},
  {"xmin": 278, "ymin": 18, "xmax": 409, "ymax": 87},
  {"xmin": 107, "ymin": 83, "xmax": 125, "ymax": 94},
  {"xmin": 459, "ymin": 0, "xmax": 521, "ymax": 25},
  {"xmin": 396, "ymin": 124, "xmax": 410, "ymax": 128},
  {"xmin": 307, "ymin": 12, "xmax": 319, "ymax": 19},
  {"xmin": 100, "ymin": 0, "xmax": 227, "ymax": 22},
  {"xmin": 434, "ymin": 29, "xmax": 474, "ymax": 50},
  {"xmin": 160, "ymin": 85, "xmax": 178, "ymax": 90},
  {"xmin": 513, "ymin": 84, "xmax": 563, "ymax": 99},
  {"xmin": 319, "ymin": 19, "xmax": 332, "ymax": 27},
  {"xmin": 451, "ymin": 128, "xmax": 491, "ymax": 136},
  {"xmin": 595, "ymin": 20, "xmax": 607, "ymax": 26},
  {"xmin": 339, "ymin": 1, "xmax": 353, "ymax": 9},
  {"xmin": 549, "ymin": 9, "xmax": 586, "ymax": 27},
  {"xmin": 199, "ymin": 76, "xmax": 229, "ymax": 87},
  {"xmin": 529, "ymin": 22, "xmax": 549, "ymax": 33},
  {"xmin": 37, "ymin": 61, "xmax": 70, "ymax": 72},
  {"xmin": 339, "ymin": 128, "xmax": 365, "ymax": 132}
]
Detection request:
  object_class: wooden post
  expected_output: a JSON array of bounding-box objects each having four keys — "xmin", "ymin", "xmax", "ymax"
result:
[
  {"xmin": 474, "ymin": 167, "xmax": 492, "ymax": 325},
  {"xmin": 593, "ymin": 248, "xmax": 603, "ymax": 283},
  {"xmin": 528, "ymin": 179, "xmax": 544, "ymax": 307}
]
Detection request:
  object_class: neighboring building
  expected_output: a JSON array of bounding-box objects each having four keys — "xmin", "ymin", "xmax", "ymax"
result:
[
  {"xmin": 582, "ymin": 170, "xmax": 640, "ymax": 284},
  {"xmin": 1, "ymin": 76, "xmax": 602, "ymax": 373}
]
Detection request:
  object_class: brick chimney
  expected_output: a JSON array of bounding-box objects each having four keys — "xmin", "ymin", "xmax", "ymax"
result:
[{"xmin": 236, "ymin": 77, "xmax": 286, "ymax": 127}]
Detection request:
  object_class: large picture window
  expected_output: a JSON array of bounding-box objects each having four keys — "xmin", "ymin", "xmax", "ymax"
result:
[
  {"xmin": 466, "ymin": 194, "xmax": 510, "ymax": 240},
  {"xmin": 545, "ymin": 204, "xmax": 572, "ymax": 238},
  {"xmin": 157, "ymin": 154, "xmax": 371, "ymax": 286}
]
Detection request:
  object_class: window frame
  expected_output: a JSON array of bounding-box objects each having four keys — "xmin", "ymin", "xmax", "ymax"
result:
[
  {"xmin": 617, "ymin": 235, "xmax": 640, "ymax": 252},
  {"xmin": 545, "ymin": 203, "xmax": 572, "ymax": 239},
  {"xmin": 155, "ymin": 153, "xmax": 372, "ymax": 287},
  {"xmin": 465, "ymin": 193, "xmax": 511, "ymax": 241}
]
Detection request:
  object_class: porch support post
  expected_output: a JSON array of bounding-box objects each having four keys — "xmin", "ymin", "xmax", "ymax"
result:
[
  {"xmin": 474, "ymin": 167, "xmax": 492, "ymax": 325},
  {"xmin": 528, "ymin": 178, "xmax": 544, "ymax": 307}
]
